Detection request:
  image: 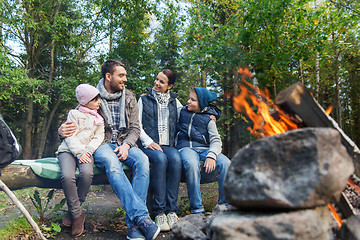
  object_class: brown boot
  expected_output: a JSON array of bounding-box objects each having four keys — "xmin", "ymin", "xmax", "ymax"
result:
[
  {"xmin": 62, "ymin": 211, "xmax": 72, "ymax": 227},
  {"xmin": 71, "ymin": 213, "xmax": 85, "ymax": 237}
]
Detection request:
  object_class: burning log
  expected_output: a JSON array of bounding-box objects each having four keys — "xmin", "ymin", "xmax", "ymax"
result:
[{"xmin": 275, "ymin": 81, "xmax": 360, "ymax": 176}]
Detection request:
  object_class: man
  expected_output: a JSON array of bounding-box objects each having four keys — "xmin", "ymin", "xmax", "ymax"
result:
[{"xmin": 59, "ymin": 59, "xmax": 160, "ymax": 240}]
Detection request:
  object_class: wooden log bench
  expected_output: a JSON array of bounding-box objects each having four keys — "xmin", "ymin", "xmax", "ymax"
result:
[{"xmin": 0, "ymin": 158, "xmax": 218, "ymax": 216}]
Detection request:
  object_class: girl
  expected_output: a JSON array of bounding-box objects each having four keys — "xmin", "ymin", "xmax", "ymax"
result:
[{"xmin": 57, "ymin": 84, "xmax": 104, "ymax": 237}]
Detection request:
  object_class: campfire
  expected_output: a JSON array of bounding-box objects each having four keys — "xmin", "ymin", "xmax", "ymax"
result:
[{"xmin": 227, "ymin": 67, "xmax": 360, "ymax": 238}]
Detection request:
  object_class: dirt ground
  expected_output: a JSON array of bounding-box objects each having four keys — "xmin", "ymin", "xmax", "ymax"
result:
[{"xmin": 0, "ymin": 182, "xmax": 219, "ymax": 239}]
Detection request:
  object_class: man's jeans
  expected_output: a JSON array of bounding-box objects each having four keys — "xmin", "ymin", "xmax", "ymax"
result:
[
  {"xmin": 141, "ymin": 146, "xmax": 182, "ymax": 217},
  {"xmin": 94, "ymin": 143, "xmax": 150, "ymax": 227},
  {"xmin": 179, "ymin": 147, "xmax": 231, "ymax": 213}
]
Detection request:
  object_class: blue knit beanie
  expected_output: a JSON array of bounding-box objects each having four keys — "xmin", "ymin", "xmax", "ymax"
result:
[{"xmin": 194, "ymin": 87, "xmax": 217, "ymax": 111}]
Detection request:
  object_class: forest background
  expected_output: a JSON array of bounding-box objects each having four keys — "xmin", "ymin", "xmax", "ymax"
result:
[{"xmin": 0, "ymin": 0, "xmax": 359, "ymax": 160}]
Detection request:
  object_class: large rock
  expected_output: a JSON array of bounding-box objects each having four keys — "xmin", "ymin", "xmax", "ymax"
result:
[
  {"xmin": 209, "ymin": 206, "xmax": 332, "ymax": 240},
  {"xmin": 172, "ymin": 213, "xmax": 212, "ymax": 240},
  {"xmin": 224, "ymin": 128, "xmax": 354, "ymax": 210},
  {"xmin": 340, "ymin": 215, "xmax": 360, "ymax": 240}
]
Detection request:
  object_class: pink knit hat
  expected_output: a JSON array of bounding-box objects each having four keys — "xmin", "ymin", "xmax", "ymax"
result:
[{"xmin": 75, "ymin": 84, "xmax": 100, "ymax": 105}]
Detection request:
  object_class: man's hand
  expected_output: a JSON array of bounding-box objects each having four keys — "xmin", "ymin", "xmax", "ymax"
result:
[
  {"xmin": 147, "ymin": 142, "xmax": 163, "ymax": 152},
  {"xmin": 114, "ymin": 143, "xmax": 130, "ymax": 161},
  {"xmin": 204, "ymin": 157, "xmax": 216, "ymax": 173},
  {"xmin": 58, "ymin": 122, "xmax": 77, "ymax": 138},
  {"xmin": 79, "ymin": 152, "xmax": 91, "ymax": 163}
]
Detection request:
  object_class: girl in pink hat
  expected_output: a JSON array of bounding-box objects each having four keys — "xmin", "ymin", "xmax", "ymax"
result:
[{"xmin": 56, "ymin": 83, "xmax": 104, "ymax": 237}]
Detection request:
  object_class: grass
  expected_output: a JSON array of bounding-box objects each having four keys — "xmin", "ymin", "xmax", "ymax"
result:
[
  {"xmin": 0, "ymin": 183, "xmax": 220, "ymax": 238},
  {"xmin": 0, "ymin": 216, "xmax": 33, "ymax": 239},
  {"xmin": 177, "ymin": 182, "xmax": 219, "ymax": 216}
]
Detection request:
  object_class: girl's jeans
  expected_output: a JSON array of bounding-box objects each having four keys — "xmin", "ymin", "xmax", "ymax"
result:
[
  {"xmin": 58, "ymin": 152, "xmax": 94, "ymax": 219},
  {"xmin": 179, "ymin": 147, "xmax": 231, "ymax": 213}
]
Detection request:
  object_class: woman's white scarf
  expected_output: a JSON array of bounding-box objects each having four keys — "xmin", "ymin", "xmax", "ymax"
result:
[
  {"xmin": 96, "ymin": 78, "xmax": 126, "ymax": 129},
  {"xmin": 152, "ymin": 88, "xmax": 170, "ymax": 144}
]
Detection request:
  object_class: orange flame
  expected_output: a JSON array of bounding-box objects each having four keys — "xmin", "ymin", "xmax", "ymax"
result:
[
  {"xmin": 328, "ymin": 203, "xmax": 343, "ymax": 228},
  {"xmin": 325, "ymin": 106, "xmax": 333, "ymax": 115},
  {"xmin": 233, "ymin": 72, "xmax": 298, "ymax": 137}
]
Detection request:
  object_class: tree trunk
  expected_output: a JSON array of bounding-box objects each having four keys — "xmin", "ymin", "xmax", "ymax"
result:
[
  {"xmin": 315, "ymin": 51, "xmax": 320, "ymax": 100},
  {"xmin": 36, "ymin": 96, "xmax": 62, "ymax": 159},
  {"xmin": 333, "ymin": 42, "xmax": 342, "ymax": 128},
  {"xmin": 22, "ymin": 98, "xmax": 33, "ymax": 159},
  {"xmin": 201, "ymin": 69, "xmax": 206, "ymax": 87},
  {"xmin": 36, "ymin": 2, "xmax": 60, "ymax": 158}
]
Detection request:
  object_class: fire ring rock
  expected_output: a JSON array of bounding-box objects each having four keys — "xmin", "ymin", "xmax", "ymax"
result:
[{"xmin": 224, "ymin": 127, "xmax": 354, "ymax": 210}]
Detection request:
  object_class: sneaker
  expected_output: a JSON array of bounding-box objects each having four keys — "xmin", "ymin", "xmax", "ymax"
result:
[
  {"xmin": 136, "ymin": 215, "xmax": 161, "ymax": 240},
  {"xmin": 127, "ymin": 226, "xmax": 146, "ymax": 240},
  {"xmin": 154, "ymin": 214, "xmax": 170, "ymax": 232},
  {"xmin": 166, "ymin": 212, "xmax": 179, "ymax": 229},
  {"xmin": 62, "ymin": 211, "xmax": 72, "ymax": 227},
  {"xmin": 71, "ymin": 212, "xmax": 85, "ymax": 237}
]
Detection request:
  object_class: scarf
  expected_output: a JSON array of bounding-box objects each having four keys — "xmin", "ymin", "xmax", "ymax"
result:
[
  {"xmin": 96, "ymin": 78, "xmax": 126, "ymax": 129},
  {"xmin": 152, "ymin": 87, "xmax": 170, "ymax": 104},
  {"xmin": 152, "ymin": 88, "xmax": 170, "ymax": 144},
  {"xmin": 78, "ymin": 106, "xmax": 103, "ymax": 126}
]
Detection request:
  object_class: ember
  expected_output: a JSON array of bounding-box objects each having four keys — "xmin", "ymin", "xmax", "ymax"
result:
[{"xmin": 328, "ymin": 203, "xmax": 343, "ymax": 228}]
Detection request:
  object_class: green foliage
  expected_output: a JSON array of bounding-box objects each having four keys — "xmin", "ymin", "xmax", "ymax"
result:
[
  {"xmin": 0, "ymin": 0, "xmax": 359, "ymax": 157},
  {"xmin": 30, "ymin": 189, "xmax": 66, "ymax": 224}
]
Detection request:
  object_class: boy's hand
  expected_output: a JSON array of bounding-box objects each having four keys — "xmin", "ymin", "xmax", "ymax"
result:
[
  {"xmin": 58, "ymin": 122, "xmax": 77, "ymax": 137},
  {"xmin": 79, "ymin": 152, "xmax": 91, "ymax": 163},
  {"xmin": 114, "ymin": 143, "xmax": 130, "ymax": 161},
  {"xmin": 147, "ymin": 142, "xmax": 163, "ymax": 152},
  {"xmin": 210, "ymin": 115, "xmax": 216, "ymax": 121},
  {"xmin": 204, "ymin": 157, "xmax": 216, "ymax": 173}
]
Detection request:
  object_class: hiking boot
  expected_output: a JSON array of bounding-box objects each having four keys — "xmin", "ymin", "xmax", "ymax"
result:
[
  {"xmin": 136, "ymin": 215, "xmax": 160, "ymax": 240},
  {"xmin": 154, "ymin": 214, "xmax": 170, "ymax": 232},
  {"xmin": 166, "ymin": 212, "xmax": 179, "ymax": 229},
  {"xmin": 62, "ymin": 211, "xmax": 72, "ymax": 227},
  {"xmin": 71, "ymin": 213, "xmax": 85, "ymax": 237},
  {"xmin": 127, "ymin": 225, "xmax": 146, "ymax": 240}
]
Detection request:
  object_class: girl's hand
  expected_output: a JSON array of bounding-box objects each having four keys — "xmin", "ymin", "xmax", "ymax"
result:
[
  {"xmin": 147, "ymin": 142, "xmax": 163, "ymax": 152},
  {"xmin": 79, "ymin": 152, "xmax": 91, "ymax": 163},
  {"xmin": 204, "ymin": 157, "xmax": 216, "ymax": 173}
]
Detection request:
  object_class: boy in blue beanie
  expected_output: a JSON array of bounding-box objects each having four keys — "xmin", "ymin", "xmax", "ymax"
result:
[{"xmin": 176, "ymin": 87, "xmax": 231, "ymax": 214}]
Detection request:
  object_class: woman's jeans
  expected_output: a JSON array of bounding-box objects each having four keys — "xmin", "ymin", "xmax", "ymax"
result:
[
  {"xmin": 179, "ymin": 147, "xmax": 231, "ymax": 213},
  {"xmin": 141, "ymin": 146, "xmax": 182, "ymax": 217},
  {"xmin": 94, "ymin": 143, "xmax": 150, "ymax": 227},
  {"xmin": 58, "ymin": 152, "xmax": 94, "ymax": 219}
]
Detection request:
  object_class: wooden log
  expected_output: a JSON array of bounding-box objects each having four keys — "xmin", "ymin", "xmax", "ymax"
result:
[
  {"xmin": 0, "ymin": 164, "xmax": 111, "ymax": 190},
  {"xmin": 0, "ymin": 162, "xmax": 217, "ymax": 191},
  {"xmin": 275, "ymin": 81, "xmax": 360, "ymax": 176}
]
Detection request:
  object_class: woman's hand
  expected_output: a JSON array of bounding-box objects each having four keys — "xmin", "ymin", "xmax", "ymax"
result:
[
  {"xmin": 79, "ymin": 152, "xmax": 91, "ymax": 163},
  {"xmin": 204, "ymin": 157, "xmax": 216, "ymax": 173},
  {"xmin": 147, "ymin": 142, "xmax": 163, "ymax": 152},
  {"xmin": 58, "ymin": 122, "xmax": 77, "ymax": 137}
]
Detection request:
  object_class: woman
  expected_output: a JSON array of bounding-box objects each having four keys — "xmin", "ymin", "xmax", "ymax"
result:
[{"xmin": 137, "ymin": 69, "xmax": 182, "ymax": 232}]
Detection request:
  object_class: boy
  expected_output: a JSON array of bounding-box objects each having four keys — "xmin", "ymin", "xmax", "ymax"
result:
[{"xmin": 176, "ymin": 87, "xmax": 231, "ymax": 214}]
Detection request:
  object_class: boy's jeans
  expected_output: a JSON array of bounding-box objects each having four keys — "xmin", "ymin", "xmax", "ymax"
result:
[
  {"xmin": 94, "ymin": 143, "xmax": 150, "ymax": 227},
  {"xmin": 180, "ymin": 147, "xmax": 231, "ymax": 213},
  {"xmin": 141, "ymin": 146, "xmax": 182, "ymax": 217}
]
